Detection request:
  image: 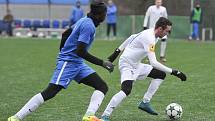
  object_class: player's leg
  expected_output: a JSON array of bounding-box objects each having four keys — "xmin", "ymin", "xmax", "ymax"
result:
[
  {"xmin": 191, "ymin": 23, "xmax": 196, "ymax": 39},
  {"xmin": 8, "ymin": 61, "xmax": 76, "ymax": 121},
  {"xmin": 195, "ymin": 23, "xmax": 200, "ymax": 40},
  {"xmin": 107, "ymin": 23, "xmax": 111, "ymax": 39},
  {"xmin": 109, "ymin": 24, "xmax": 114, "ymax": 40},
  {"xmin": 113, "ymin": 23, "xmax": 117, "ymax": 37},
  {"xmin": 80, "ymin": 72, "xmax": 108, "ymax": 120},
  {"xmin": 101, "ymin": 60, "xmax": 135, "ymax": 121},
  {"xmin": 101, "ymin": 80, "xmax": 133, "ymax": 121},
  {"xmin": 144, "ymin": 68, "xmax": 166, "ymax": 102},
  {"xmin": 138, "ymin": 68, "xmax": 166, "ymax": 115},
  {"xmin": 189, "ymin": 23, "xmax": 194, "ymax": 40},
  {"xmin": 160, "ymin": 36, "xmax": 167, "ymax": 62},
  {"xmin": 8, "ymin": 84, "xmax": 63, "ymax": 121}
]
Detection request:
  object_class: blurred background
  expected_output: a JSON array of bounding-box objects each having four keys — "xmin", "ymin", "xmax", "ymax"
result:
[
  {"xmin": 1, "ymin": 1, "xmax": 215, "ymax": 121},
  {"xmin": 0, "ymin": 0, "xmax": 214, "ymax": 40}
]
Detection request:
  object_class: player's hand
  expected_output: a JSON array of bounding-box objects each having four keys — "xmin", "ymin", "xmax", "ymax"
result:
[
  {"xmin": 102, "ymin": 60, "xmax": 114, "ymax": 73},
  {"xmin": 143, "ymin": 27, "xmax": 148, "ymax": 30},
  {"xmin": 171, "ymin": 69, "xmax": 187, "ymax": 81}
]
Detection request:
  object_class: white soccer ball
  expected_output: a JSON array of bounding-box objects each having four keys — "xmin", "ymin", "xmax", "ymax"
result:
[
  {"xmin": 38, "ymin": 32, "xmax": 45, "ymax": 38},
  {"xmin": 27, "ymin": 32, "xmax": 33, "ymax": 37},
  {"xmin": 15, "ymin": 32, "xmax": 21, "ymax": 37},
  {"xmin": 165, "ymin": 103, "xmax": 183, "ymax": 120}
]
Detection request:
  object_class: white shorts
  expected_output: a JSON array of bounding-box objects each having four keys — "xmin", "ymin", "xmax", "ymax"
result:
[{"xmin": 119, "ymin": 59, "xmax": 153, "ymax": 84}]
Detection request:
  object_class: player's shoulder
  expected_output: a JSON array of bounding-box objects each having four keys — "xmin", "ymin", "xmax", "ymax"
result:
[
  {"xmin": 129, "ymin": 33, "xmax": 140, "ymax": 39},
  {"xmin": 79, "ymin": 17, "xmax": 95, "ymax": 29},
  {"xmin": 160, "ymin": 6, "xmax": 167, "ymax": 10},
  {"xmin": 142, "ymin": 28, "xmax": 153, "ymax": 35},
  {"xmin": 82, "ymin": 17, "xmax": 94, "ymax": 25},
  {"xmin": 142, "ymin": 29, "xmax": 156, "ymax": 43},
  {"xmin": 148, "ymin": 5, "xmax": 156, "ymax": 10}
]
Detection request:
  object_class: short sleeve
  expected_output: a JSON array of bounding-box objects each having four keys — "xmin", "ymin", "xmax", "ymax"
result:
[{"xmin": 78, "ymin": 22, "xmax": 94, "ymax": 45}]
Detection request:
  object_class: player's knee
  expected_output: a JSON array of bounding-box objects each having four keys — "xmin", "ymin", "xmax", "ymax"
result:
[
  {"xmin": 149, "ymin": 69, "xmax": 166, "ymax": 80},
  {"xmin": 96, "ymin": 82, "xmax": 108, "ymax": 95},
  {"xmin": 161, "ymin": 39, "xmax": 166, "ymax": 42},
  {"xmin": 121, "ymin": 80, "xmax": 133, "ymax": 96},
  {"xmin": 157, "ymin": 71, "xmax": 166, "ymax": 80},
  {"xmin": 122, "ymin": 87, "xmax": 132, "ymax": 96},
  {"xmin": 41, "ymin": 84, "xmax": 63, "ymax": 101},
  {"xmin": 41, "ymin": 90, "xmax": 57, "ymax": 101}
]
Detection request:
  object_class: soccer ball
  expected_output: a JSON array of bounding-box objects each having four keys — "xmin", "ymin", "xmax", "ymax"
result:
[
  {"xmin": 15, "ymin": 32, "xmax": 21, "ymax": 37},
  {"xmin": 38, "ymin": 32, "xmax": 45, "ymax": 38},
  {"xmin": 27, "ymin": 32, "xmax": 33, "ymax": 37},
  {"xmin": 165, "ymin": 103, "xmax": 183, "ymax": 120}
]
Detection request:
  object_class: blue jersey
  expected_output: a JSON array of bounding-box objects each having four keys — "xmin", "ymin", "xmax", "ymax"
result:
[
  {"xmin": 106, "ymin": 4, "xmax": 117, "ymax": 24},
  {"xmin": 70, "ymin": 7, "xmax": 84, "ymax": 23},
  {"xmin": 58, "ymin": 17, "xmax": 96, "ymax": 63}
]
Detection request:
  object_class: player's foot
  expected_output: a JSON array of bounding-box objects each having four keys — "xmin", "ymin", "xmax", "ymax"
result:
[
  {"xmin": 188, "ymin": 36, "xmax": 192, "ymax": 40},
  {"xmin": 160, "ymin": 56, "xmax": 167, "ymax": 62},
  {"xmin": 82, "ymin": 115, "xmax": 102, "ymax": 121},
  {"xmin": 100, "ymin": 115, "xmax": 110, "ymax": 121},
  {"xmin": 138, "ymin": 101, "xmax": 158, "ymax": 115},
  {"xmin": 8, "ymin": 116, "xmax": 21, "ymax": 121}
]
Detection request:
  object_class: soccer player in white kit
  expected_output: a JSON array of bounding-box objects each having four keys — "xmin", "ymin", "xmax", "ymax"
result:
[
  {"xmin": 143, "ymin": 0, "xmax": 168, "ymax": 62},
  {"xmin": 100, "ymin": 17, "xmax": 187, "ymax": 121}
]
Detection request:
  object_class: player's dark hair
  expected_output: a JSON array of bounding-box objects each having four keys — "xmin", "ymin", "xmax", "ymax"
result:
[
  {"xmin": 87, "ymin": 0, "xmax": 107, "ymax": 27},
  {"xmin": 155, "ymin": 17, "xmax": 172, "ymax": 30},
  {"xmin": 90, "ymin": 0, "xmax": 107, "ymax": 15}
]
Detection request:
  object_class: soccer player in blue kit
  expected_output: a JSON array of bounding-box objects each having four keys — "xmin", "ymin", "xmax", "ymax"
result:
[{"xmin": 8, "ymin": 1, "xmax": 113, "ymax": 121}]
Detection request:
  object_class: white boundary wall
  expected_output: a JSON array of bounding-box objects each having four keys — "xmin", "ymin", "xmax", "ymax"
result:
[{"xmin": 0, "ymin": 4, "xmax": 89, "ymax": 20}]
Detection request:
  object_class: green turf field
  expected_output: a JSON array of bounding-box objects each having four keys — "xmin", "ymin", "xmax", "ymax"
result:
[{"xmin": 0, "ymin": 38, "xmax": 215, "ymax": 121}]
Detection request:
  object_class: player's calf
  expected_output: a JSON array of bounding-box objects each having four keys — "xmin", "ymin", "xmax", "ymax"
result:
[
  {"xmin": 121, "ymin": 80, "xmax": 133, "ymax": 96},
  {"xmin": 41, "ymin": 83, "xmax": 63, "ymax": 101}
]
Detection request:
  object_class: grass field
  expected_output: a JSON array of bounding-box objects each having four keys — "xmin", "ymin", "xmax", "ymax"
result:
[{"xmin": 0, "ymin": 38, "xmax": 215, "ymax": 121}]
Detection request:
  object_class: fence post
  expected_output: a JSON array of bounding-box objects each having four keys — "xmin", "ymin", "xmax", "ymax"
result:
[{"xmin": 131, "ymin": 15, "xmax": 136, "ymax": 34}]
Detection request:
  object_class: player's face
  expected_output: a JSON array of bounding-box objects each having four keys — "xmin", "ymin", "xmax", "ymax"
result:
[
  {"xmin": 99, "ymin": 11, "xmax": 107, "ymax": 22},
  {"xmin": 158, "ymin": 25, "xmax": 171, "ymax": 38},
  {"xmin": 95, "ymin": 11, "xmax": 106, "ymax": 27},
  {"xmin": 108, "ymin": 0, "xmax": 113, "ymax": 5},
  {"xmin": 155, "ymin": 0, "xmax": 162, "ymax": 7}
]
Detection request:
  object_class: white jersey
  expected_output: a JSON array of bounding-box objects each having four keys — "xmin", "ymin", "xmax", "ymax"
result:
[
  {"xmin": 143, "ymin": 5, "xmax": 168, "ymax": 28},
  {"xmin": 118, "ymin": 28, "xmax": 172, "ymax": 73}
]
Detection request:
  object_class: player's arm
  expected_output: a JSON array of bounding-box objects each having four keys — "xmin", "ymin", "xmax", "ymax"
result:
[
  {"xmin": 76, "ymin": 24, "xmax": 114, "ymax": 72},
  {"xmin": 147, "ymin": 44, "xmax": 187, "ymax": 81},
  {"xmin": 147, "ymin": 50, "xmax": 172, "ymax": 73},
  {"xmin": 60, "ymin": 26, "xmax": 74, "ymax": 51},
  {"xmin": 190, "ymin": 10, "xmax": 194, "ymax": 23},
  {"xmin": 107, "ymin": 34, "xmax": 137, "ymax": 62},
  {"xmin": 76, "ymin": 42, "xmax": 114, "ymax": 73},
  {"xmin": 107, "ymin": 6, "xmax": 117, "ymax": 15},
  {"xmin": 76, "ymin": 42, "xmax": 102, "ymax": 66},
  {"xmin": 143, "ymin": 7, "xmax": 150, "ymax": 29}
]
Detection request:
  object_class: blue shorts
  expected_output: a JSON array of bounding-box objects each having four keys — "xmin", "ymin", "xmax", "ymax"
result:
[{"xmin": 50, "ymin": 61, "xmax": 95, "ymax": 88}]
